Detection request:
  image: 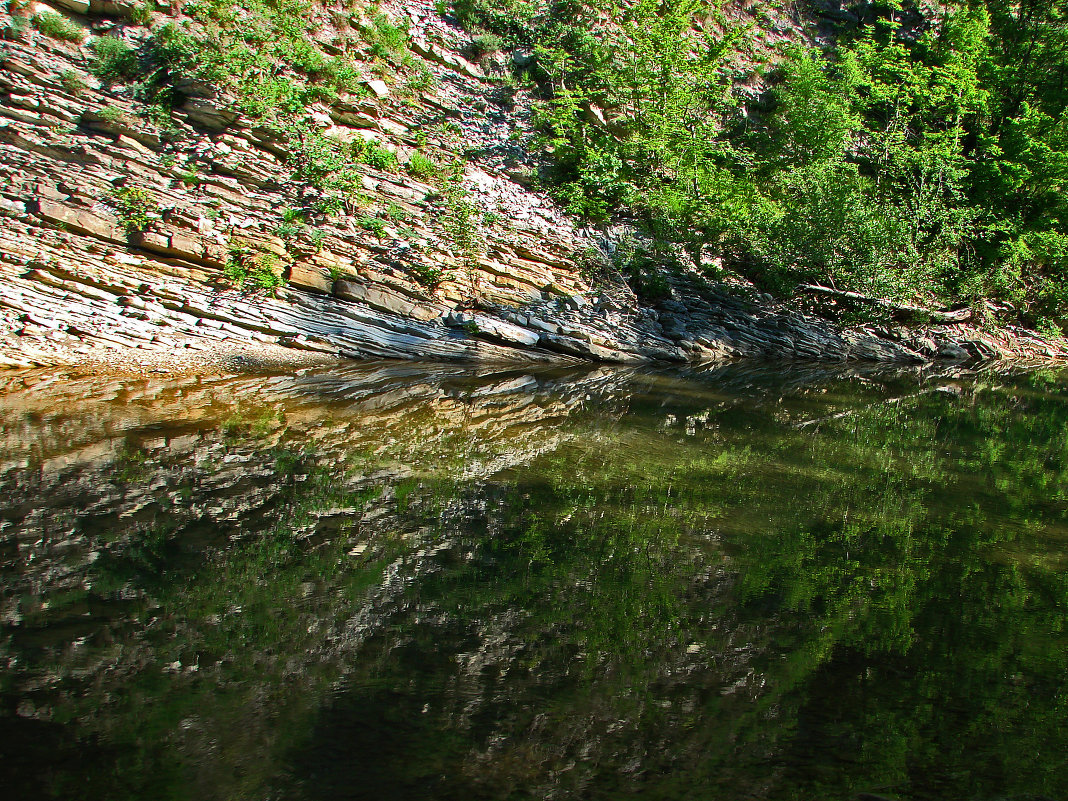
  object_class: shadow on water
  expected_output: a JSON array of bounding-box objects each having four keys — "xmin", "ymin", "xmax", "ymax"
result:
[{"xmin": 1, "ymin": 361, "xmax": 1067, "ymax": 800}]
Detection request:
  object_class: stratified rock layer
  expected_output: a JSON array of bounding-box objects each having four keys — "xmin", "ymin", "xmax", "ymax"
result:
[{"xmin": 2, "ymin": 2, "xmax": 1066, "ymax": 368}]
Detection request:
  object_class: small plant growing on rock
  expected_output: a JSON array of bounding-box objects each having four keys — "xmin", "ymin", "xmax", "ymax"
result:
[
  {"xmin": 60, "ymin": 70, "xmax": 87, "ymax": 95},
  {"xmin": 289, "ymin": 128, "xmax": 363, "ymax": 197},
  {"xmin": 363, "ymin": 142, "xmax": 398, "ymax": 171},
  {"xmin": 440, "ymin": 166, "xmax": 482, "ymax": 271},
  {"xmin": 129, "ymin": 2, "xmax": 153, "ymax": 26},
  {"xmin": 362, "ymin": 12, "xmax": 409, "ymax": 61},
  {"xmin": 32, "ymin": 12, "xmax": 84, "ymax": 43},
  {"xmin": 90, "ymin": 36, "xmax": 139, "ymax": 84},
  {"xmin": 275, "ymin": 207, "xmax": 305, "ymax": 241},
  {"xmin": 109, "ymin": 185, "xmax": 159, "ymax": 235},
  {"xmin": 410, "ymin": 263, "xmax": 445, "ymax": 289},
  {"xmin": 178, "ymin": 166, "xmax": 201, "ymax": 187},
  {"xmin": 312, "ymin": 193, "xmax": 345, "ymax": 217},
  {"xmin": 406, "ymin": 65, "xmax": 436, "ymax": 93},
  {"xmin": 98, "ymin": 105, "xmax": 124, "ymax": 123},
  {"xmin": 469, "ymin": 32, "xmax": 503, "ymax": 59},
  {"xmin": 356, "ymin": 214, "xmax": 386, "ymax": 238},
  {"xmin": 406, "ymin": 150, "xmax": 436, "ymax": 180},
  {"xmin": 3, "ymin": 16, "xmax": 30, "ymax": 41},
  {"xmin": 225, "ymin": 240, "xmax": 286, "ymax": 295}
]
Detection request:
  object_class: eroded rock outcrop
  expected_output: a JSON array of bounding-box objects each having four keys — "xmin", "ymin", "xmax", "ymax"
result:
[{"xmin": 2, "ymin": 2, "xmax": 1066, "ymax": 369}]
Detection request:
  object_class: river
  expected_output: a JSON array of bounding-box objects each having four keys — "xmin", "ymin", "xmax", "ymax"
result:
[{"xmin": 1, "ymin": 362, "xmax": 1065, "ymax": 800}]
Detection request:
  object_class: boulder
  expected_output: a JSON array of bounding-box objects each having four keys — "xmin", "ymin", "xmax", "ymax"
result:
[
  {"xmin": 52, "ymin": 0, "xmax": 90, "ymax": 13},
  {"xmin": 288, "ymin": 262, "xmax": 334, "ymax": 294},
  {"xmin": 181, "ymin": 98, "xmax": 239, "ymax": 131},
  {"xmin": 335, "ymin": 278, "xmax": 444, "ymax": 321},
  {"xmin": 445, "ymin": 312, "xmax": 540, "ymax": 347}
]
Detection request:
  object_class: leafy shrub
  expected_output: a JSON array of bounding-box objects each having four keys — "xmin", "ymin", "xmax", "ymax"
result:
[
  {"xmin": 60, "ymin": 70, "xmax": 87, "ymax": 94},
  {"xmin": 130, "ymin": 2, "xmax": 153, "ymax": 26},
  {"xmin": 311, "ymin": 193, "xmax": 346, "ymax": 216},
  {"xmin": 440, "ymin": 171, "xmax": 482, "ymax": 270},
  {"xmin": 356, "ymin": 214, "xmax": 386, "ymax": 238},
  {"xmin": 410, "ymin": 263, "xmax": 445, "ymax": 288},
  {"xmin": 90, "ymin": 36, "xmax": 139, "ymax": 83},
  {"xmin": 363, "ymin": 12, "xmax": 409, "ymax": 60},
  {"xmin": 146, "ymin": 23, "xmax": 201, "ymax": 82},
  {"xmin": 363, "ymin": 142, "xmax": 398, "ymax": 171},
  {"xmin": 289, "ymin": 129, "xmax": 363, "ymax": 195},
  {"xmin": 32, "ymin": 12, "xmax": 84, "ymax": 43},
  {"xmin": 469, "ymin": 31, "xmax": 503, "ymax": 58},
  {"xmin": 225, "ymin": 240, "xmax": 286, "ymax": 294},
  {"xmin": 109, "ymin": 186, "xmax": 159, "ymax": 234},
  {"xmin": 406, "ymin": 150, "xmax": 437, "ymax": 180}
]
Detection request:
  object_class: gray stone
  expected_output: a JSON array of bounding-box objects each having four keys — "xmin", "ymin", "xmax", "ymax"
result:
[
  {"xmin": 54, "ymin": 0, "xmax": 90, "ymax": 13},
  {"xmin": 937, "ymin": 343, "xmax": 969, "ymax": 360}
]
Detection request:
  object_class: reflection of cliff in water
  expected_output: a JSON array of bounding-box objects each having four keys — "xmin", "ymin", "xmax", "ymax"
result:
[{"xmin": 1, "ymin": 362, "xmax": 1067, "ymax": 801}]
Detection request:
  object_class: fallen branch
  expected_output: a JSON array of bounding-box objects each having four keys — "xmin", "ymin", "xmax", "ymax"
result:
[{"xmin": 798, "ymin": 284, "xmax": 972, "ymax": 324}]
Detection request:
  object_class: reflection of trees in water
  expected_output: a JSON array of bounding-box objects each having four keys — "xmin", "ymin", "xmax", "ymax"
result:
[
  {"xmin": 1, "ymin": 364, "xmax": 1067, "ymax": 800},
  {"xmin": 284, "ymin": 369, "xmax": 1068, "ymax": 801}
]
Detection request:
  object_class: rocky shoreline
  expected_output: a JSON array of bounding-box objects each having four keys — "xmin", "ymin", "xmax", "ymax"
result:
[
  {"xmin": 5, "ymin": 238, "xmax": 1066, "ymax": 372},
  {"xmin": 3, "ymin": 2, "xmax": 1067, "ymax": 372}
]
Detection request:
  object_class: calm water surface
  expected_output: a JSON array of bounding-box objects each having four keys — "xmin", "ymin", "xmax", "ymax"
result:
[{"xmin": 0, "ymin": 362, "xmax": 1066, "ymax": 800}]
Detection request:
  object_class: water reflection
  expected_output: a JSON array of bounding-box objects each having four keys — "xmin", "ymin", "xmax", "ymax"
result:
[{"xmin": 1, "ymin": 362, "xmax": 1066, "ymax": 800}]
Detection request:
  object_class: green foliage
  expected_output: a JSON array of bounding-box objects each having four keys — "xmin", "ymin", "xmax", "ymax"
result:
[
  {"xmin": 288, "ymin": 127, "xmax": 364, "ymax": 197},
  {"xmin": 59, "ymin": 69, "xmax": 86, "ymax": 94},
  {"xmin": 439, "ymin": 164, "xmax": 482, "ymax": 270},
  {"xmin": 3, "ymin": 15, "xmax": 29, "ymax": 40},
  {"xmin": 178, "ymin": 166, "xmax": 201, "ymax": 187},
  {"xmin": 308, "ymin": 227, "xmax": 327, "ymax": 251},
  {"xmin": 89, "ymin": 35, "xmax": 140, "ymax": 83},
  {"xmin": 406, "ymin": 150, "xmax": 437, "ymax": 180},
  {"xmin": 363, "ymin": 141, "xmax": 398, "ymax": 171},
  {"xmin": 32, "ymin": 11, "xmax": 84, "ymax": 43},
  {"xmin": 469, "ymin": 31, "xmax": 503, "ymax": 58},
  {"xmin": 456, "ymin": 0, "xmax": 1068, "ymax": 328},
  {"xmin": 225, "ymin": 239, "xmax": 286, "ymax": 294},
  {"xmin": 361, "ymin": 11, "xmax": 410, "ymax": 60},
  {"xmin": 109, "ymin": 185, "xmax": 159, "ymax": 234},
  {"xmin": 405, "ymin": 64, "xmax": 436, "ymax": 93},
  {"xmin": 613, "ymin": 236, "xmax": 673, "ymax": 299},
  {"xmin": 356, "ymin": 214, "xmax": 387, "ymax": 238},
  {"xmin": 408, "ymin": 262, "xmax": 446, "ymax": 288},
  {"xmin": 98, "ymin": 104, "xmax": 123, "ymax": 123},
  {"xmin": 130, "ymin": 2, "xmax": 153, "ymax": 26}
]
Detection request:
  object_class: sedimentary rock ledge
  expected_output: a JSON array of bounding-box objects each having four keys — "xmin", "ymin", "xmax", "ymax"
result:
[{"xmin": 3, "ymin": 3, "xmax": 1066, "ymax": 370}]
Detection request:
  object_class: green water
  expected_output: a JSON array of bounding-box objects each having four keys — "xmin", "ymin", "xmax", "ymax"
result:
[{"xmin": 1, "ymin": 362, "xmax": 1066, "ymax": 800}]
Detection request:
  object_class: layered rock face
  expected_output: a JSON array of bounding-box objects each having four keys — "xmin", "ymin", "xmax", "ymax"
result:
[{"xmin": 2, "ymin": 1, "xmax": 1066, "ymax": 369}]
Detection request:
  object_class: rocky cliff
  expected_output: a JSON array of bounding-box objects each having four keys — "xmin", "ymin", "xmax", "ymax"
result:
[{"xmin": 2, "ymin": 0, "xmax": 1066, "ymax": 370}]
